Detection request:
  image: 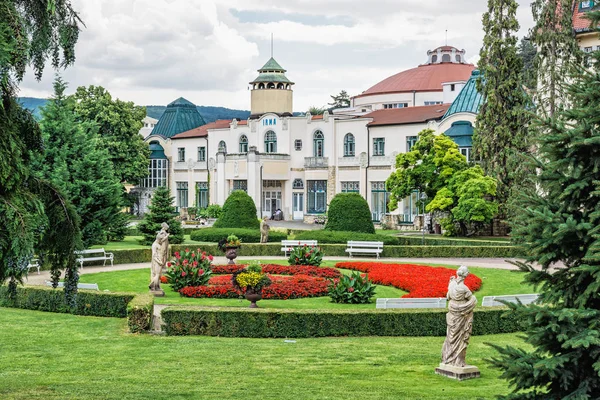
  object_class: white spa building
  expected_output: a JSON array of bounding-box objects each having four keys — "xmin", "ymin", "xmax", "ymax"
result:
[{"xmin": 133, "ymin": 46, "xmax": 480, "ymax": 226}]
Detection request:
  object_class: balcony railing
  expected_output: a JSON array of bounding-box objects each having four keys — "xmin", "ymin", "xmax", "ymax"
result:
[
  {"xmin": 304, "ymin": 157, "xmax": 329, "ymax": 168},
  {"xmin": 337, "ymin": 156, "xmax": 360, "ymax": 166}
]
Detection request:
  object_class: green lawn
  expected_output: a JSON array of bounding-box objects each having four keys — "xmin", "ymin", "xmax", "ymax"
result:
[
  {"xmin": 78, "ymin": 260, "xmax": 534, "ymax": 308},
  {"xmin": 0, "ymin": 307, "xmax": 526, "ymax": 399}
]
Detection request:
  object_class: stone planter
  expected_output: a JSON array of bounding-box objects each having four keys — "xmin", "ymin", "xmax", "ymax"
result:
[
  {"xmin": 245, "ymin": 287, "xmax": 262, "ymax": 308},
  {"xmin": 225, "ymin": 246, "xmax": 239, "ymax": 265}
]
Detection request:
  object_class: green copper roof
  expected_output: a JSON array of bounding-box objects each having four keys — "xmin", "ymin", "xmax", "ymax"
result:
[
  {"xmin": 148, "ymin": 141, "xmax": 167, "ymax": 159},
  {"xmin": 443, "ymin": 70, "xmax": 484, "ymax": 119},
  {"xmin": 259, "ymin": 57, "xmax": 286, "ymax": 72},
  {"xmin": 150, "ymin": 97, "xmax": 206, "ymax": 139},
  {"xmin": 444, "ymin": 121, "xmax": 473, "ymax": 147},
  {"xmin": 250, "ymin": 73, "xmax": 294, "ymax": 84}
]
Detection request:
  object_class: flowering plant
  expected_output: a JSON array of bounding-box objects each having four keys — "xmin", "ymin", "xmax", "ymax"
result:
[
  {"xmin": 288, "ymin": 244, "xmax": 323, "ymax": 266},
  {"xmin": 328, "ymin": 271, "xmax": 376, "ymax": 304},
  {"xmin": 217, "ymin": 234, "xmax": 242, "ymax": 252},
  {"xmin": 231, "ymin": 261, "xmax": 271, "ymax": 293},
  {"xmin": 165, "ymin": 248, "xmax": 213, "ymax": 291}
]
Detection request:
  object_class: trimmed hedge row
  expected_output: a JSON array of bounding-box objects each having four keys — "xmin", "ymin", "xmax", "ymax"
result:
[
  {"xmin": 189, "ymin": 228, "xmax": 287, "ymax": 243},
  {"xmin": 108, "ymin": 243, "xmax": 525, "ymax": 264},
  {"xmin": 161, "ymin": 307, "xmax": 522, "ymax": 338},
  {"xmin": 0, "ymin": 285, "xmax": 155, "ymax": 333},
  {"xmin": 294, "ymin": 230, "xmax": 398, "ymax": 245},
  {"xmin": 396, "ymin": 236, "xmax": 513, "ymax": 247}
]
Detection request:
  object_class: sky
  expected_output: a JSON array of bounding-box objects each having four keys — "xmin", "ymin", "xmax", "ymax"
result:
[{"xmin": 18, "ymin": 0, "xmax": 535, "ymax": 112}]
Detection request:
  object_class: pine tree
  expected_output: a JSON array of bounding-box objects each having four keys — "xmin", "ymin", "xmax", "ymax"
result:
[
  {"xmin": 517, "ymin": 37, "xmax": 537, "ymax": 90},
  {"xmin": 530, "ymin": 0, "xmax": 581, "ymax": 117},
  {"xmin": 37, "ymin": 77, "xmax": 127, "ymax": 247},
  {"xmin": 490, "ymin": 31, "xmax": 600, "ymax": 397},
  {"xmin": 328, "ymin": 90, "xmax": 350, "ymax": 108},
  {"xmin": 137, "ymin": 186, "xmax": 184, "ymax": 245},
  {"xmin": 474, "ymin": 0, "xmax": 531, "ymax": 216}
]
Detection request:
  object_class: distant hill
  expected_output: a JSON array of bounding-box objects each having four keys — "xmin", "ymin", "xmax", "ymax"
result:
[{"xmin": 17, "ymin": 97, "xmax": 251, "ymax": 123}]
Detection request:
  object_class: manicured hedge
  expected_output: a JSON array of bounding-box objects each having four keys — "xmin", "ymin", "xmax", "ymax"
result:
[
  {"xmin": 294, "ymin": 230, "xmax": 398, "ymax": 245},
  {"xmin": 0, "ymin": 285, "xmax": 133, "ymax": 317},
  {"xmin": 396, "ymin": 236, "xmax": 514, "ymax": 247},
  {"xmin": 189, "ymin": 228, "xmax": 287, "ymax": 243},
  {"xmin": 127, "ymin": 293, "xmax": 154, "ymax": 333},
  {"xmin": 161, "ymin": 307, "xmax": 522, "ymax": 338},
  {"xmin": 325, "ymin": 193, "xmax": 375, "ymax": 234},
  {"xmin": 213, "ymin": 190, "xmax": 260, "ymax": 229}
]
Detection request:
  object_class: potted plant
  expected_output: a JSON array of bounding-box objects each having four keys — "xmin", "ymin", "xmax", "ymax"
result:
[
  {"xmin": 218, "ymin": 234, "xmax": 242, "ymax": 264},
  {"xmin": 231, "ymin": 261, "xmax": 272, "ymax": 308}
]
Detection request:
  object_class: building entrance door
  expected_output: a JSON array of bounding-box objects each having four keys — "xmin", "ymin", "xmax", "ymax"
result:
[{"xmin": 293, "ymin": 192, "xmax": 304, "ymax": 220}]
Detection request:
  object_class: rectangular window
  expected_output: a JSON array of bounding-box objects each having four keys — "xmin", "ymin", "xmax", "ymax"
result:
[
  {"xmin": 424, "ymin": 101, "xmax": 443, "ymax": 106},
  {"xmin": 383, "ymin": 103, "xmax": 408, "ymax": 109},
  {"xmin": 196, "ymin": 182, "xmax": 208, "ymax": 208},
  {"xmin": 406, "ymin": 136, "xmax": 418, "ymax": 152},
  {"xmin": 307, "ymin": 180, "xmax": 327, "ymax": 214},
  {"xmin": 581, "ymin": 1, "xmax": 593, "ymax": 10},
  {"xmin": 371, "ymin": 181, "xmax": 390, "ymax": 222},
  {"xmin": 341, "ymin": 181, "xmax": 360, "ymax": 193},
  {"xmin": 197, "ymin": 147, "xmax": 206, "ymax": 162},
  {"xmin": 584, "ymin": 46, "xmax": 593, "ymax": 53},
  {"xmin": 176, "ymin": 182, "xmax": 188, "ymax": 208},
  {"xmin": 178, "ymin": 148, "xmax": 185, "ymax": 162},
  {"xmin": 141, "ymin": 159, "xmax": 168, "ymax": 188},
  {"xmin": 294, "ymin": 139, "xmax": 302, "ymax": 151},
  {"xmin": 232, "ymin": 180, "xmax": 247, "ymax": 192},
  {"xmin": 373, "ymin": 138, "xmax": 385, "ymax": 156},
  {"xmin": 450, "ymin": 84, "xmax": 456, "ymax": 91},
  {"xmin": 459, "ymin": 147, "xmax": 471, "ymax": 162}
]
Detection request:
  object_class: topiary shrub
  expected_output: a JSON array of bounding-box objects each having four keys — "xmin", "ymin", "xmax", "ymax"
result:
[
  {"xmin": 324, "ymin": 193, "xmax": 374, "ymax": 234},
  {"xmin": 213, "ymin": 190, "xmax": 260, "ymax": 229}
]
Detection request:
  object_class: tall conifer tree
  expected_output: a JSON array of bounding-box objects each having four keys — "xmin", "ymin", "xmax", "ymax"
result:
[
  {"xmin": 474, "ymin": 0, "xmax": 531, "ymax": 217},
  {"xmin": 490, "ymin": 17, "xmax": 600, "ymax": 396}
]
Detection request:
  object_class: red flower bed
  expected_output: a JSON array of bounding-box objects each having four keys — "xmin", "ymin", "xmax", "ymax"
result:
[
  {"xmin": 335, "ymin": 262, "xmax": 482, "ymax": 298},
  {"xmin": 179, "ymin": 274, "xmax": 330, "ymax": 300},
  {"xmin": 212, "ymin": 264, "xmax": 341, "ymax": 278}
]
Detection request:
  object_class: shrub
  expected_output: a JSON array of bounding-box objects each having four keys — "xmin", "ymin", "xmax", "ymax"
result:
[
  {"xmin": 395, "ymin": 236, "xmax": 513, "ymax": 247},
  {"xmin": 328, "ymin": 271, "xmax": 376, "ymax": 304},
  {"xmin": 288, "ymin": 245, "xmax": 323, "ymax": 266},
  {"xmin": 137, "ymin": 186, "xmax": 184, "ymax": 245},
  {"xmin": 325, "ymin": 193, "xmax": 374, "ymax": 234},
  {"xmin": 127, "ymin": 293, "xmax": 154, "ymax": 333},
  {"xmin": 189, "ymin": 228, "xmax": 287, "ymax": 243},
  {"xmin": 161, "ymin": 307, "xmax": 524, "ymax": 338},
  {"xmin": 213, "ymin": 191, "xmax": 259, "ymax": 229},
  {"xmin": 294, "ymin": 230, "xmax": 398, "ymax": 245},
  {"xmin": 165, "ymin": 248, "xmax": 214, "ymax": 292},
  {"xmin": 199, "ymin": 204, "xmax": 222, "ymax": 219}
]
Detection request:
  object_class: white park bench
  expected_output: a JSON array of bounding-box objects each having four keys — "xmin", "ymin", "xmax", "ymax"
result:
[
  {"xmin": 482, "ymin": 294, "xmax": 539, "ymax": 307},
  {"xmin": 346, "ymin": 241, "xmax": 384, "ymax": 259},
  {"xmin": 376, "ymin": 297, "xmax": 447, "ymax": 309},
  {"xmin": 45, "ymin": 281, "xmax": 100, "ymax": 291},
  {"xmin": 74, "ymin": 248, "xmax": 114, "ymax": 269},
  {"xmin": 281, "ymin": 240, "xmax": 318, "ymax": 256},
  {"xmin": 27, "ymin": 258, "xmax": 41, "ymax": 275}
]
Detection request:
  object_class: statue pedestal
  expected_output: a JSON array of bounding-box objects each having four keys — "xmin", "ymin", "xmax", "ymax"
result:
[
  {"xmin": 150, "ymin": 289, "xmax": 165, "ymax": 297},
  {"xmin": 435, "ymin": 363, "xmax": 480, "ymax": 381}
]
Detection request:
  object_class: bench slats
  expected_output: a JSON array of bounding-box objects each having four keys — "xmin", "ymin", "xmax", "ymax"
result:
[
  {"xmin": 75, "ymin": 248, "xmax": 114, "ymax": 269},
  {"xmin": 376, "ymin": 297, "xmax": 447, "ymax": 309},
  {"xmin": 45, "ymin": 281, "xmax": 99, "ymax": 291},
  {"xmin": 346, "ymin": 240, "xmax": 384, "ymax": 259},
  {"xmin": 482, "ymin": 294, "xmax": 538, "ymax": 307}
]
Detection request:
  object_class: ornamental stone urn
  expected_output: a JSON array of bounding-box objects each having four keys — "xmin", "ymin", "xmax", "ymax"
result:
[
  {"xmin": 244, "ymin": 287, "xmax": 262, "ymax": 308},
  {"xmin": 225, "ymin": 247, "xmax": 238, "ymax": 265}
]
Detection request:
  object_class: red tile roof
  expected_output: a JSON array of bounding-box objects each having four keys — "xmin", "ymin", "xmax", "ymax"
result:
[
  {"xmin": 355, "ymin": 63, "xmax": 474, "ymax": 98},
  {"xmin": 573, "ymin": 1, "xmax": 596, "ymax": 32},
  {"xmin": 311, "ymin": 114, "xmax": 324, "ymax": 120},
  {"xmin": 365, "ymin": 104, "xmax": 451, "ymax": 127},
  {"xmin": 172, "ymin": 119, "xmax": 247, "ymax": 139}
]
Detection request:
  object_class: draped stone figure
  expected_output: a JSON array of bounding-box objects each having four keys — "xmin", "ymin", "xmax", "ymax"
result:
[
  {"xmin": 260, "ymin": 217, "xmax": 270, "ymax": 243},
  {"xmin": 435, "ymin": 266, "xmax": 480, "ymax": 380},
  {"xmin": 149, "ymin": 222, "xmax": 170, "ymax": 295}
]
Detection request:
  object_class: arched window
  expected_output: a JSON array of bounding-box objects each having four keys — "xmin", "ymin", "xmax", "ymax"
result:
[
  {"xmin": 313, "ymin": 130, "xmax": 324, "ymax": 157},
  {"xmin": 239, "ymin": 135, "xmax": 248, "ymax": 153},
  {"xmin": 286, "ymin": 84, "xmax": 290, "ymax": 90},
  {"xmin": 442, "ymin": 54, "xmax": 451, "ymax": 63},
  {"xmin": 267, "ymin": 82, "xmax": 275, "ymax": 89},
  {"xmin": 293, "ymin": 179, "xmax": 304, "ymax": 189},
  {"xmin": 344, "ymin": 133, "xmax": 355, "ymax": 156},
  {"xmin": 264, "ymin": 131, "xmax": 277, "ymax": 153},
  {"xmin": 258, "ymin": 83, "xmax": 265, "ymax": 89},
  {"xmin": 277, "ymin": 83, "xmax": 284, "ymax": 89},
  {"xmin": 431, "ymin": 54, "xmax": 438, "ymax": 63},
  {"xmin": 456, "ymin": 54, "xmax": 462, "ymax": 63},
  {"xmin": 218, "ymin": 140, "xmax": 227, "ymax": 154}
]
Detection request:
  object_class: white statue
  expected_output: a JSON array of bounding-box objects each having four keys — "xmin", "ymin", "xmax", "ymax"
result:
[
  {"xmin": 149, "ymin": 222, "xmax": 169, "ymax": 294},
  {"xmin": 260, "ymin": 217, "xmax": 270, "ymax": 243}
]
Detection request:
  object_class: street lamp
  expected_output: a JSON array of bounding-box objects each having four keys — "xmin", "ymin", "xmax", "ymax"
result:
[{"xmin": 420, "ymin": 191, "xmax": 428, "ymax": 245}]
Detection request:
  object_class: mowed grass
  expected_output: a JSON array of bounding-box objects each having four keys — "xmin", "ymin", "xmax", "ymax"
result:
[
  {"xmin": 0, "ymin": 307, "xmax": 526, "ymax": 400},
  {"xmin": 78, "ymin": 260, "xmax": 534, "ymax": 308}
]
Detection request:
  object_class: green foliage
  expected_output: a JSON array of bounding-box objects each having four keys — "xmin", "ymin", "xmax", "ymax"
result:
[
  {"xmin": 199, "ymin": 204, "xmax": 222, "ymax": 219},
  {"xmin": 137, "ymin": 186, "xmax": 184, "ymax": 245},
  {"xmin": 126, "ymin": 293, "xmax": 154, "ymax": 333},
  {"xmin": 288, "ymin": 245, "xmax": 323, "ymax": 266},
  {"xmin": 490, "ymin": 25, "xmax": 600, "ymax": 398},
  {"xmin": 36, "ymin": 77, "xmax": 127, "ymax": 247},
  {"xmin": 71, "ymin": 85, "xmax": 149, "ymax": 184},
  {"xmin": 189, "ymin": 228, "xmax": 286, "ymax": 243},
  {"xmin": 307, "ymin": 106, "xmax": 325, "ymax": 115},
  {"xmin": 517, "ymin": 37, "xmax": 537, "ymax": 90},
  {"xmin": 162, "ymin": 307, "xmax": 522, "ymax": 338},
  {"xmin": 475, "ymin": 0, "xmax": 531, "ymax": 215},
  {"xmin": 294, "ymin": 230, "xmax": 398, "ymax": 245},
  {"xmin": 166, "ymin": 248, "xmax": 213, "ymax": 292},
  {"xmin": 328, "ymin": 90, "xmax": 350, "ymax": 108},
  {"xmin": 232, "ymin": 262, "xmax": 272, "ymax": 292},
  {"xmin": 395, "ymin": 236, "xmax": 512, "ymax": 246},
  {"xmin": 325, "ymin": 193, "xmax": 375, "ymax": 234},
  {"xmin": 328, "ymin": 271, "xmax": 376, "ymax": 304},
  {"xmin": 213, "ymin": 190, "xmax": 260, "ymax": 229},
  {"xmin": 0, "ymin": 285, "xmax": 133, "ymax": 317}
]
